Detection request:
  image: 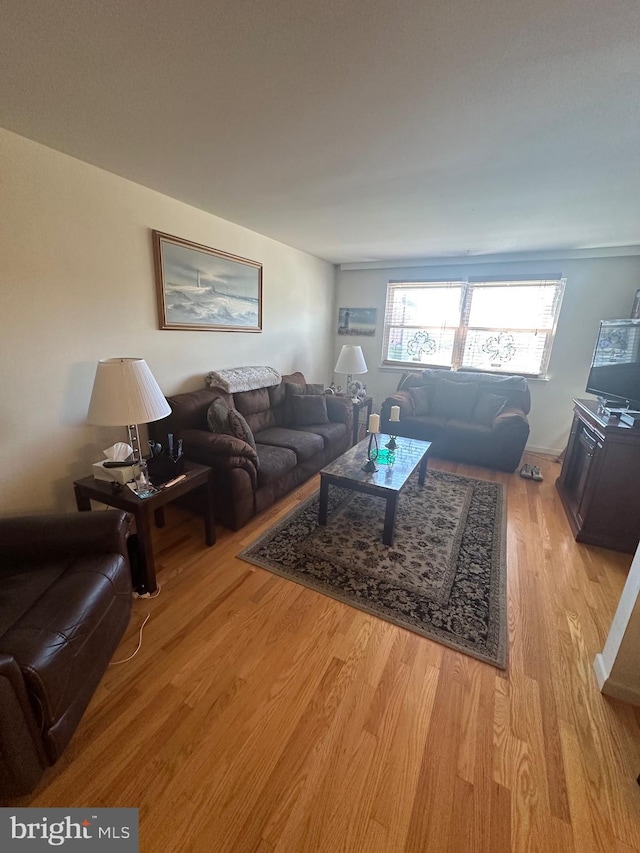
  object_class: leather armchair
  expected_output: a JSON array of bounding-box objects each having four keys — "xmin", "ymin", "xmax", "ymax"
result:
[{"xmin": 0, "ymin": 511, "xmax": 132, "ymax": 798}]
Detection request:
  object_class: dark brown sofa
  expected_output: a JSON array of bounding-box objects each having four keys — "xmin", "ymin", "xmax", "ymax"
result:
[
  {"xmin": 0, "ymin": 511, "xmax": 132, "ymax": 798},
  {"xmin": 380, "ymin": 369, "xmax": 530, "ymax": 472},
  {"xmin": 151, "ymin": 372, "xmax": 353, "ymax": 530}
]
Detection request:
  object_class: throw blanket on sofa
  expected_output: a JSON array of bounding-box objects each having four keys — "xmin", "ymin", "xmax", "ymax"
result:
[{"xmin": 205, "ymin": 366, "xmax": 282, "ymax": 393}]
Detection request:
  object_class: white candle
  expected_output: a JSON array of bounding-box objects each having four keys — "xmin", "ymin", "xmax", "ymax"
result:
[
  {"xmin": 368, "ymin": 413, "xmax": 380, "ymax": 433},
  {"xmin": 390, "ymin": 405, "xmax": 400, "ymax": 423}
]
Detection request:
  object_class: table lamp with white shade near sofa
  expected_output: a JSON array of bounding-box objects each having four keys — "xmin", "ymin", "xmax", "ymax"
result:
[
  {"xmin": 334, "ymin": 345, "xmax": 368, "ymax": 401},
  {"xmin": 87, "ymin": 357, "xmax": 171, "ymax": 477}
]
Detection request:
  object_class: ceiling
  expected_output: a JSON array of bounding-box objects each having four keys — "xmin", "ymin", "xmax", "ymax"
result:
[{"xmin": 2, "ymin": 0, "xmax": 640, "ymax": 264}]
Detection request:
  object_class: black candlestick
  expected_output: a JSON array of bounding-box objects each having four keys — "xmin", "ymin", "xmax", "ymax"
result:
[{"xmin": 361, "ymin": 432, "xmax": 379, "ymax": 472}]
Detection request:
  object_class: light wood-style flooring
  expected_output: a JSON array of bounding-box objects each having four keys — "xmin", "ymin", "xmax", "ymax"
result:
[{"xmin": 15, "ymin": 454, "xmax": 640, "ymax": 851}]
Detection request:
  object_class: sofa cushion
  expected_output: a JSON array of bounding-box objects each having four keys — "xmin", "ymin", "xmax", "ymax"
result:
[
  {"xmin": 292, "ymin": 395, "xmax": 329, "ymax": 426},
  {"xmin": 254, "ymin": 427, "xmax": 324, "ymax": 462},
  {"xmin": 255, "ymin": 444, "xmax": 298, "ymax": 485},
  {"xmin": 432, "ymin": 380, "xmax": 477, "ymax": 420},
  {"xmin": 296, "ymin": 421, "xmax": 348, "ymax": 449},
  {"xmin": 409, "ymin": 386, "xmax": 430, "ymax": 416},
  {"xmin": 473, "ymin": 391, "xmax": 508, "ymax": 426}
]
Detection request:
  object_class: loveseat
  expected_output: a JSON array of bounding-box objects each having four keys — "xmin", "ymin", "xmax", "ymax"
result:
[
  {"xmin": 0, "ymin": 511, "xmax": 132, "ymax": 798},
  {"xmin": 151, "ymin": 369, "xmax": 352, "ymax": 530},
  {"xmin": 380, "ymin": 369, "xmax": 530, "ymax": 472}
]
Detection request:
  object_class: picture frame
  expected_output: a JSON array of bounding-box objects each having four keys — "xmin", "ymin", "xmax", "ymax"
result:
[
  {"xmin": 152, "ymin": 231, "xmax": 262, "ymax": 332},
  {"xmin": 337, "ymin": 307, "xmax": 377, "ymax": 336},
  {"xmin": 631, "ymin": 288, "xmax": 640, "ymax": 320}
]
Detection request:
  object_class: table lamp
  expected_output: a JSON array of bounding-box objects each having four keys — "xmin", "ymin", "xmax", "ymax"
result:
[
  {"xmin": 87, "ymin": 358, "xmax": 171, "ymax": 462},
  {"xmin": 334, "ymin": 345, "xmax": 368, "ymax": 399}
]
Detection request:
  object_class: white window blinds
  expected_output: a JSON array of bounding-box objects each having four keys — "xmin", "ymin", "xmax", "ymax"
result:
[{"xmin": 382, "ymin": 277, "xmax": 565, "ymax": 377}]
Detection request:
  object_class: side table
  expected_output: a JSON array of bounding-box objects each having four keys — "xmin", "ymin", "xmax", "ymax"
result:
[
  {"xmin": 73, "ymin": 461, "xmax": 215, "ymax": 594},
  {"xmin": 350, "ymin": 396, "xmax": 373, "ymax": 445}
]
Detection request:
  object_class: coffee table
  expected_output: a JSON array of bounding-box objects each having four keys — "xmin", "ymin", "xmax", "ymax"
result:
[
  {"xmin": 318, "ymin": 435, "xmax": 432, "ymax": 546},
  {"xmin": 73, "ymin": 461, "xmax": 214, "ymax": 594}
]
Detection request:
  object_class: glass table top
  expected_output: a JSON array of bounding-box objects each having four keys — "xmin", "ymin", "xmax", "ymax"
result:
[{"xmin": 320, "ymin": 434, "xmax": 432, "ymax": 492}]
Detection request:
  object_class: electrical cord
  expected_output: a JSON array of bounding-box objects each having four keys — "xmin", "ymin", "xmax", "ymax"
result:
[{"xmin": 109, "ymin": 613, "xmax": 151, "ymax": 665}]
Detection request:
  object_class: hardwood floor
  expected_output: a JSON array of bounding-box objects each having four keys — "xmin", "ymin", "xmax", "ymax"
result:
[{"xmin": 14, "ymin": 454, "xmax": 640, "ymax": 851}]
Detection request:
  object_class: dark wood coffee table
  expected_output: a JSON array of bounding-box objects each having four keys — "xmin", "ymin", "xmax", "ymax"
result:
[
  {"xmin": 318, "ymin": 435, "xmax": 432, "ymax": 546},
  {"xmin": 73, "ymin": 461, "xmax": 214, "ymax": 594}
]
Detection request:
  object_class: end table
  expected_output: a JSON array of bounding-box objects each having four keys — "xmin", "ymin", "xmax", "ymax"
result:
[{"xmin": 73, "ymin": 461, "xmax": 214, "ymax": 594}]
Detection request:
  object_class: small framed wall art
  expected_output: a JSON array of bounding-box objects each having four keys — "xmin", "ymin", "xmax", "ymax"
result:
[
  {"xmin": 337, "ymin": 307, "xmax": 377, "ymax": 336},
  {"xmin": 152, "ymin": 231, "xmax": 263, "ymax": 332}
]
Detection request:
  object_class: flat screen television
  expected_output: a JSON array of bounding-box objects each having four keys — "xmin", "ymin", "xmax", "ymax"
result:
[{"xmin": 586, "ymin": 319, "xmax": 640, "ymax": 409}]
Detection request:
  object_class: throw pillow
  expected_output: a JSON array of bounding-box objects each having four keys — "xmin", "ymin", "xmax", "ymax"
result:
[
  {"xmin": 431, "ymin": 380, "xmax": 478, "ymax": 421},
  {"xmin": 409, "ymin": 386, "xmax": 430, "ymax": 416},
  {"xmin": 207, "ymin": 397, "xmax": 257, "ymax": 452},
  {"xmin": 206, "ymin": 397, "xmax": 231, "ymax": 434},
  {"xmin": 228, "ymin": 408, "xmax": 257, "ymax": 451},
  {"xmin": 472, "ymin": 392, "xmax": 508, "ymax": 426},
  {"xmin": 292, "ymin": 394, "xmax": 329, "ymax": 426}
]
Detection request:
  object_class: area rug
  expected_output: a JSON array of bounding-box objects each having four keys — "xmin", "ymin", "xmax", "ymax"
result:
[{"xmin": 238, "ymin": 470, "xmax": 507, "ymax": 668}]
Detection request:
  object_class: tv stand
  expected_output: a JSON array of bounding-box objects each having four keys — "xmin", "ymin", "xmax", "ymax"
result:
[{"xmin": 556, "ymin": 399, "xmax": 640, "ymax": 553}]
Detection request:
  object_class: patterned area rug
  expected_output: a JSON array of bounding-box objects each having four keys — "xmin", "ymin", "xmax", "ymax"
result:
[{"xmin": 238, "ymin": 470, "xmax": 507, "ymax": 668}]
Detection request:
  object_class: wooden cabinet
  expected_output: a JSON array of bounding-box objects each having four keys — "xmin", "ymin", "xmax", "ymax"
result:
[{"xmin": 556, "ymin": 399, "xmax": 640, "ymax": 553}]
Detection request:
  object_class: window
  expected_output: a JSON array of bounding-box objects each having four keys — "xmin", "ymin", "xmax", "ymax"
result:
[{"xmin": 382, "ymin": 276, "xmax": 565, "ymax": 377}]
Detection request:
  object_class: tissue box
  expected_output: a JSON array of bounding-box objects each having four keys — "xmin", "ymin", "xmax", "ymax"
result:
[{"xmin": 92, "ymin": 461, "xmax": 136, "ymax": 484}]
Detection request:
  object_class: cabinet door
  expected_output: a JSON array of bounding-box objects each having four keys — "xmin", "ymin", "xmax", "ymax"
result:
[
  {"xmin": 562, "ymin": 419, "xmax": 597, "ymax": 512},
  {"xmin": 575, "ymin": 428, "xmax": 601, "ymax": 528}
]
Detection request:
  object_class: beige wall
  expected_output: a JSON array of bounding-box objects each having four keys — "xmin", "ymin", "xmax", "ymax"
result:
[
  {"xmin": 594, "ymin": 545, "xmax": 640, "ymax": 706},
  {"xmin": 335, "ymin": 257, "xmax": 640, "ymax": 453},
  {"xmin": 0, "ymin": 129, "xmax": 335, "ymax": 515}
]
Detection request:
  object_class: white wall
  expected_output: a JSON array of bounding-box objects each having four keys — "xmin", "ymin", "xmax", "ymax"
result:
[
  {"xmin": 594, "ymin": 545, "xmax": 640, "ymax": 706},
  {"xmin": 0, "ymin": 129, "xmax": 335, "ymax": 515},
  {"xmin": 335, "ymin": 257, "xmax": 640, "ymax": 453}
]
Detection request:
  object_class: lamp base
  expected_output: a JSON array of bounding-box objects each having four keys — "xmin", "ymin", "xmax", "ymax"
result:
[{"xmin": 361, "ymin": 459, "xmax": 378, "ymax": 473}]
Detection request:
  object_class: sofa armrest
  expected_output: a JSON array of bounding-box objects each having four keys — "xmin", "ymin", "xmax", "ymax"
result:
[
  {"xmin": 180, "ymin": 429, "xmax": 259, "ymax": 486},
  {"xmin": 491, "ymin": 407, "xmax": 530, "ymax": 432},
  {"xmin": 0, "ymin": 653, "xmax": 48, "ymax": 798},
  {"xmin": 0, "ymin": 511, "xmax": 130, "ymax": 563}
]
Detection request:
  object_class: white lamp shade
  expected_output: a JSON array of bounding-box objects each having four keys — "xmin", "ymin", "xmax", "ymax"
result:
[
  {"xmin": 334, "ymin": 345, "xmax": 368, "ymax": 375},
  {"xmin": 88, "ymin": 358, "xmax": 171, "ymax": 426}
]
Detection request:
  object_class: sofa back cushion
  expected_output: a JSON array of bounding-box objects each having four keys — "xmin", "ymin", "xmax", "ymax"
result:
[
  {"xmin": 472, "ymin": 391, "xmax": 508, "ymax": 426},
  {"xmin": 153, "ymin": 388, "xmax": 234, "ymax": 438},
  {"xmin": 399, "ymin": 368, "xmax": 531, "ymax": 414},
  {"xmin": 234, "ymin": 387, "xmax": 275, "ymax": 434},
  {"xmin": 431, "ymin": 380, "xmax": 478, "ymax": 420}
]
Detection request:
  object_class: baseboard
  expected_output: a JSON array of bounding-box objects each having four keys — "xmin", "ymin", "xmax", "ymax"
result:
[
  {"xmin": 593, "ymin": 653, "xmax": 609, "ymax": 691},
  {"xmin": 593, "ymin": 655, "xmax": 640, "ymax": 706},
  {"xmin": 524, "ymin": 443, "xmax": 564, "ymax": 458}
]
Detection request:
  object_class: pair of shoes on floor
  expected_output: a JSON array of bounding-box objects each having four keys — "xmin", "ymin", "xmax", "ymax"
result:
[{"xmin": 519, "ymin": 464, "xmax": 543, "ymax": 481}]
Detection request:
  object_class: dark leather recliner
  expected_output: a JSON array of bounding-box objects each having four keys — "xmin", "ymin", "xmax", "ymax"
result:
[{"xmin": 0, "ymin": 511, "xmax": 132, "ymax": 798}]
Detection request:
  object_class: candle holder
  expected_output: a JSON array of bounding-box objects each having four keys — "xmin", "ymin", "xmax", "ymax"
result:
[
  {"xmin": 385, "ymin": 435, "xmax": 398, "ymax": 451},
  {"xmin": 361, "ymin": 431, "xmax": 379, "ymax": 472}
]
